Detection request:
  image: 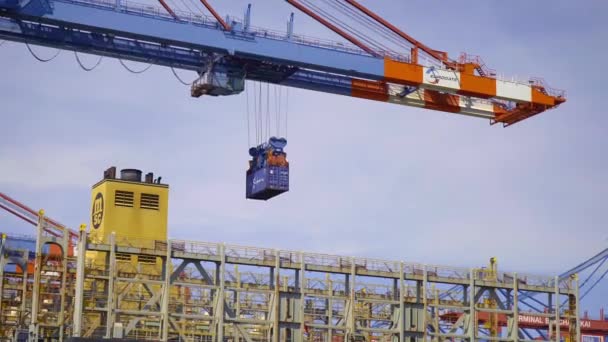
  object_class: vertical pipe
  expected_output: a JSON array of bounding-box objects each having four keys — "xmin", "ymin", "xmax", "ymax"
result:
[
  {"xmin": 468, "ymin": 269, "xmax": 475, "ymax": 342},
  {"xmin": 29, "ymin": 210, "xmax": 45, "ymax": 341},
  {"xmin": 287, "ymin": 12, "xmax": 294, "ymax": 40},
  {"xmin": 20, "ymin": 257, "xmax": 28, "ymax": 329},
  {"xmin": 271, "ymin": 266, "xmax": 275, "ymax": 289},
  {"xmin": 349, "ymin": 258, "xmax": 356, "ymax": 341},
  {"xmin": 218, "ymin": 243, "xmax": 226, "ymax": 342},
  {"xmin": 274, "ymin": 249, "xmax": 280, "ymax": 342},
  {"xmin": 327, "ymin": 273, "xmax": 333, "ymax": 342},
  {"xmin": 73, "ymin": 225, "xmax": 87, "ymax": 337},
  {"xmin": 58, "ymin": 231, "xmax": 69, "ymax": 341},
  {"xmin": 244, "ymin": 4, "xmax": 251, "ymax": 32},
  {"xmin": 299, "ymin": 253, "xmax": 305, "ymax": 342},
  {"xmin": 399, "ymin": 262, "xmax": 404, "ymax": 342},
  {"xmin": 161, "ymin": 241, "xmax": 172, "ymax": 341},
  {"xmin": 513, "ymin": 272, "xmax": 519, "ymax": 342},
  {"xmin": 235, "ymin": 265, "xmax": 241, "ymax": 342},
  {"xmin": 554, "ymin": 276, "xmax": 560, "ymax": 342},
  {"xmin": 422, "ymin": 266, "xmax": 428, "ymax": 341},
  {"xmin": 574, "ymin": 275, "xmax": 580, "ymax": 342},
  {"xmin": 106, "ymin": 232, "xmax": 116, "ymax": 338},
  {"xmin": 0, "ymin": 233, "xmax": 5, "ymax": 322},
  {"xmin": 235, "ymin": 264, "xmax": 241, "ymax": 342}
]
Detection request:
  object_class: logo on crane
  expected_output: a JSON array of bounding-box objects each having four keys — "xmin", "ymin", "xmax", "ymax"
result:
[
  {"xmin": 426, "ymin": 67, "xmax": 440, "ymax": 84},
  {"xmin": 92, "ymin": 192, "xmax": 104, "ymax": 229},
  {"xmin": 425, "ymin": 67, "xmax": 459, "ymax": 85}
]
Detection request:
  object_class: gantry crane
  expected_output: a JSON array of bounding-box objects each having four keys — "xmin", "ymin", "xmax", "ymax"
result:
[{"xmin": 0, "ymin": 0, "xmax": 565, "ymax": 127}]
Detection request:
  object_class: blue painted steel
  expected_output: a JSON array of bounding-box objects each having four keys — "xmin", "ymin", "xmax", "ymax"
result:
[
  {"xmin": 0, "ymin": 0, "xmax": 20, "ymax": 9},
  {"xmin": 0, "ymin": 0, "xmax": 391, "ymax": 98},
  {"xmin": 268, "ymin": 137, "xmax": 287, "ymax": 151},
  {"xmin": 0, "ymin": 18, "xmax": 204, "ymax": 68},
  {"xmin": 0, "ymin": 17, "xmax": 360, "ymax": 95},
  {"xmin": 560, "ymin": 247, "xmax": 608, "ymax": 279},
  {"xmin": 282, "ymin": 69, "xmax": 353, "ymax": 97},
  {"xmin": 3, "ymin": 0, "xmax": 387, "ymax": 78},
  {"xmin": 511, "ymin": 246, "xmax": 608, "ymax": 311},
  {"xmin": 246, "ymin": 165, "xmax": 289, "ymax": 200}
]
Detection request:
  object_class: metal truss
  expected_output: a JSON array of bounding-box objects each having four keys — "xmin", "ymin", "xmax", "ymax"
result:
[
  {"xmin": 0, "ymin": 215, "xmax": 582, "ymax": 341},
  {"xmin": 63, "ymin": 230, "xmax": 579, "ymax": 342},
  {"xmin": 0, "ymin": 214, "xmax": 75, "ymax": 341}
]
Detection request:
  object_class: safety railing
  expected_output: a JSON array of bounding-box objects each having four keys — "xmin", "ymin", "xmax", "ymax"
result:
[
  {"xmin": 528, "ymin": 77, "xmax": 567, "ymax": 99},
  {"xmin": 170, "ymin": 240, "xmax": 218, "ymax": 256},
  {"xmin": 426, "ymin": 265, "xmax": 470, "ymax": 281},
  {"xmin": 225, "ymin": 244, "xmax": 275, "ymax": 262},
  {"xmin": 44, "ymin": 232, "xmax": 570, "ymax": 293},
  {"xmin": 403, "ymin": 262, "xmax": 426, "ymax": 277},
  {"xmin": 352, "ymin": 257, "xmax": 400, "ymax": 274},
  {"xmin": 514, "ymin": 273, "xmax": 556, "ymax": 289},
  {"xmin": 112, "ymin": 234, "xmax": 160, "ymax": 251},
  {"xmin": 237, "ymin": 271, "xmax": 270, "ymax": 286},
  {"xmin": 305, "ymin": 278, "xmax": 328, "ymax": 291},
  {"xmin": 57, "ymin": 0, "xmax": 410, "ymax": 61},
  {"xmin": 278, "ymin": 250, "xmax": 302, "ymax": 264},
  {"xmin": 355, "ymin": 283, "xmax": 394, "ymax": 298},
  {"xmin": 458, "ymin": 52, "xmax": 497, "ymax": 78},
  {"xmin": 55, "ymin": 0, "xmax": 564, "ymax": 95}
]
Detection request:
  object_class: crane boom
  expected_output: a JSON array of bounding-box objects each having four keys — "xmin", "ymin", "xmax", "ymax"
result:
[
  {"xmin": 343, "ymin": 0, "xmax": 448, "ymax": 65},
  {"xmin": 285, "ymin": 0, "xmax": 378, "ymax": 57},
  {"xmin": 0, "ymin": 0, "xmax": 565, "ymax": 126},
  {"xmin": 199, "ymin": 0, "xmax": 231, "ymax": 31}
]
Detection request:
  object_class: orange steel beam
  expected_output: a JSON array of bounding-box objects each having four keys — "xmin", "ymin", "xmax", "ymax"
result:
[
  {"xmin": 286, "ymin": 0, "xmax": 379, "ymax": 57},
  {"xmin": 0, "ymin": 192, "xmax": 78, "ymax": 240},
  {"xmin": 158, "ymin": 0, "xmax": 179, "ymax": 19},
  {"xmin": 344, "ymin": 0, "xmax": 448, "ymax": 64},
  {"xmin": 199, "ymin": 0, "xmax": 231, "ymax": 31}
]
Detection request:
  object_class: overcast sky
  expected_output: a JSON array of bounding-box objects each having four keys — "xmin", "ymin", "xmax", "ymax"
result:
[{"xmin": 1, "ymin": 0, "xmax": 607, "ymax": 314}]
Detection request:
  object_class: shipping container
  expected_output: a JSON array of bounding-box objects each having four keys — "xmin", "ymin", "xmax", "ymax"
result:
[{"xmin": 246, "ymin": 165, "xmax": 289, "ymax": 200}]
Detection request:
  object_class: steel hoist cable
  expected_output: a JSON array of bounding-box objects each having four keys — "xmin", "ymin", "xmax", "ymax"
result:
[
  {"xmin": 266, "ymin": 82, "xmax": 270, "ymax": 141},
  {"xmin": 25, "ymin": 42, "xmax": 60, "ymax": 62},
  {"xmin": 301, "ymin": 0, "xmax": 387, "ymax": 53},
  {"xmin": 171, "ymin": 66, "xmax": 193, "ymax": 85},
  {"xmin": 285, "ymin": 87, "xmax": 289, "ymax": 138},
  {"xmin": 257, "ymin": 81, "xmax": 262, "ymax": 144},
  {"xmin": 275, "ymin": 84, "xmax": 280, "ymax": 137},
  {"xmin": 245, "ymin": 80, "xmax": 251, "ymax": 147},
  {"xmin": 332, "ymin": 0, "xmax": 414, "ymax": 52},
  {"xmin": 253, "ymin": 81, "xmax": 258, "ymax": 145},
  {"xmin": 74, "ymin": 51, "xmax": 103, "ymax": 71},
  {"xmin": 119, "ymin": 59, "xmax": 152, "ymax": 74}
]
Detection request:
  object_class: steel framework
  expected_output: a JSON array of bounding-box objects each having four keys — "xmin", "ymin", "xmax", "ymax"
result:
[
  {"xmin": 0, "ymin": 0, "xmax": 565, "ymax": 126},
  {"xmin": 0, "ymin": 212, "xmax": 581, "ymax": 342}
]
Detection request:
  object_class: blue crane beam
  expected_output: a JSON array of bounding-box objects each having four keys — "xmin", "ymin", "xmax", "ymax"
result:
[
  {"xmin": 0, "ymin": 0, "xmax": 565, "ymax": 124},
  {"xmin": 1, "ymin": 0, "xmax": 383, "ymax": 77},
  {"xmin": 0, "ymin": 14, "xmax": 497, "ymax": 118}
]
